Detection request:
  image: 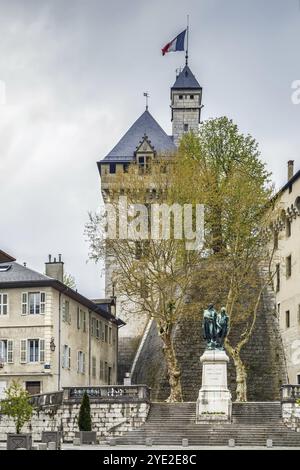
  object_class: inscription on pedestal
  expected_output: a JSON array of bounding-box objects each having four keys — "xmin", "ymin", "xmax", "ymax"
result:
[{"xmin": 204, "ymin": 365, "xmax": 223, "ymax": 386}]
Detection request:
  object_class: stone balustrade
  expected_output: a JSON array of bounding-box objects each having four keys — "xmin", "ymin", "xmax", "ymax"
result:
[
  {"xmin": 281, "ymin": 385, "xmax": 300, "ymax": 403},
  {"xmin": 63, "ymin": 385, "xmax": 150, "ymax": 403}
]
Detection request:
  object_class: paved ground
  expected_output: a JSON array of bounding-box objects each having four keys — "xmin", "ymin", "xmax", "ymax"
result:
[{"xmin": 0, "ymin": 443, "xmax": 299, "ymax": 450}]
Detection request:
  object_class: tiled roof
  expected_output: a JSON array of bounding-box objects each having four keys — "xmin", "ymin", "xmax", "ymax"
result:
[
  {"xmin": 172, "ymin": 65, "xmax": 201, "ymax": 90},
  {"xmin": 100, "ymin": 110, "xmax": 176, "ymax": 162}
]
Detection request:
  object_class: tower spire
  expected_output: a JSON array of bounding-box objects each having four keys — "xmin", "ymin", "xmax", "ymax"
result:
[{"xmin": 185, "ymin": 15, "xmax": 189, "ymax": 66}]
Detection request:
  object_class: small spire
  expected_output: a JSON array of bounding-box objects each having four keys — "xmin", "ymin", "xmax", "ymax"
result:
[{"xmin": 143, "ymin": 92, "xmax": 150, "ymax": 111}]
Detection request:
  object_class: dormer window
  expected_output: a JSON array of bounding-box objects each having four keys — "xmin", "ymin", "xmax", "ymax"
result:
[{"xmin": 137, "ymin": 155, "xmax": 152, "ymax": 174}]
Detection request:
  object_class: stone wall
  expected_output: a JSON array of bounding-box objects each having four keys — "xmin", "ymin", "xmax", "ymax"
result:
[
  {"xmin": 282, "ymin": 402, "xmax": 300, "ymax": 431},
  {"xmin": 0, "ymin": 389, "xmax": 150, "ymax": 442},
  {"xmin": 133, "ymin": 282, "xmax": 287, "ymax": 402},
  {"xmin": 0, "ymin": 402, "xmax": 149, "ymax": 442}
]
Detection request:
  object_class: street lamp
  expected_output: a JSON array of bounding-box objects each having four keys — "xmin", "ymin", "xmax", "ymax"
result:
[{"xmin": 50, "ymin": 338, "xmax": 56, "ymax": 352}]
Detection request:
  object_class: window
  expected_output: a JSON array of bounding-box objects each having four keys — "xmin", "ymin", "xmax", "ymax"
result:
[
  {"xmin": 0, "ymin": 294, "xmax": 8, "ymax": 315},
  {"xmin": 92, "ymin": 356, "xmax": 96, "ymax": 378},
  {"xmin": 190, "ymin": 95, "xmax": 194, "ymax": 99},
  {"xmin": 27, "ymin": 339, "xmax": 44, "ymax": 363},
  {"xmin": 62, "ymin": 300, "xmax": 70, "ymax": 324},
  {"xmin": 298, "ymin": 305, "xmax": 300, "ymax": 325},
  {"xmin": 184, "ymin": 123, "xmax": 189, "ymax": 132},
  {"xmin": 29, "ymin": 293, "xmax": 42, "ymax": 314},
  {"xmin": 0, "ymin": 265, "xmax": 11, "ymax": 272},
  {"xmin": 276, "ymin": 264, "xmax": 280, "ymax": 292},
  {"xmin": 179, "ymin": 95, "xmax": 183, "ymax": 100},
  {"xmin": 22, "ymin": 292, "xmax": 45, "ymax": 315},
  {"xmin": 101, "ymin": 322, "xmax": 105, "ymax": 341},
  {"xmin": 77, "ymin": 351, "xmax": 85, "ymax": 374},
  {"xmin": 286, "ymin": 311, "xmax": 290, "ymax": 329},
  {"xmin": 83, "ymin": 311, "xmax": 86, "ymax": 332},
  {"xmin": 25, "ymin": 381, "xmax": 41, "ymax": 395},
  {"xmin": 0, "ymin": 340, "xmax": 13, "ymax": 363},
  {"xmin": 286, "ymin": 255, "xmax": 292, "ymax": 278},
  {"xmin": 96, "ymin": 320, "xmax": 100, "ymax": 339},
  {"xmin": 110, "ymin": 163, "xmax": 116, "ymax": 174},
  {"xmin": 100, "ymin": 360, "xmax": 104, "ymax": 380},
  {"xmin": 104, "ymin": 361, "xmax": 108, "ymax": 382},
  {"xmin": 109, "ymin": 327, "xmax": 112, "ymax": 345},
  {"xmin": 286, "ymin": 220, "xmax": 291, "ymax": 238},
  {"xmin": 274, "ymin": 231, "xmax": 278, "ymax": 250},
  {"xmin": 123, "ymin": 163, "xmax": 129, "ymax": 173},
  {"xmin": 138, "ymin": 155, "xmax": 151, "ymax": 174},
  {"xmin": 289, "ymin": 184, "xmax": 293, "ymax": 194},
  {"xmin": 105, "ymin": 325, "xmax": 108, "ymax": 343},
  {"xmin": 62, "ymin": 345, "xmax": 71, "ymax": 369},
  {"xmin": 277, "ymin": 303, "xmax": 280, "ymax": 318},
  {"xmin": 297, "ymin": 375, "xmax": 300, "ymax": 385}
]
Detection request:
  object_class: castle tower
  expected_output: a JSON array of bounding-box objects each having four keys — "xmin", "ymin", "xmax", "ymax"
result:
[{"xmin": 171, "ymin": 65, "xmax": 203, "ymax": 146}]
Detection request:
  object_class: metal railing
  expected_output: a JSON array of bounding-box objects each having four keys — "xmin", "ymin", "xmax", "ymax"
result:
[{"xmin": 281, "ymin": 385, "xmax": 300, "ymax": 402}]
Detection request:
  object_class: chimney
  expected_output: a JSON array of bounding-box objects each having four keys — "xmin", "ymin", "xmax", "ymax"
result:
[
  {"xmin": 288, "ymin": 160, "xmax": 294, "ymax": 181},
  {"xmin": 45, "ymin": 254, "xmax": 64, "ymax": 282}
]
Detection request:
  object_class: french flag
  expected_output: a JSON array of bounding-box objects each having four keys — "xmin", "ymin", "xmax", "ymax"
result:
[{"xmin": 161, "ymin": 29, "xmax": 187, "ymax": 56}]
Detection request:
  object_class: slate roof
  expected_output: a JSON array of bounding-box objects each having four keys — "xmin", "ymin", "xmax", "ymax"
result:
[
  {"xmin": 0, "ymin": 261, "xmax": 124, "ymax": 326},
  {"xmin": 0, "ymin": 262, "xmax": 50, "ymax": 283},
  {"xmin": 172, "ymin": 65, "xmax": 201, "ymax": 90},
  {"xmin": 101, "ymin": 110, "xmax": 176, "ymax": 162}
]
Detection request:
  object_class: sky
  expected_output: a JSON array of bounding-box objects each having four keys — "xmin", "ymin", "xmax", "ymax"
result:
[{"xmin": 0, "ymin": 0, "xmax": 299, "ymax": 299}]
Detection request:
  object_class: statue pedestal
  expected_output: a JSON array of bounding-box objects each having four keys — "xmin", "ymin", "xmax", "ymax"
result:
[{"xmin": 196, "ymin": 349, "xmax": 232, "ymax": 423}]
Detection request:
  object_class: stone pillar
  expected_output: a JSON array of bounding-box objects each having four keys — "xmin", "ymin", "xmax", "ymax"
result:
[{"xmin": 196, "ymin": 349, "xmax": 232, "ymax": 423}]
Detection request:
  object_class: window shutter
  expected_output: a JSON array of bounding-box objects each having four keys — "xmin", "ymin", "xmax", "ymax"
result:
[
  {"xmin": 68, "ymin": 347, "xmax": 71, "ymax": 369},
  {"xmin": 0, "ymin": 340, "xmax": 6, "ymax": 362},
  {"xmin": 39, "ymin": 339, "xmax": 45, "ymax": 362},
  {"xmin": 82, "ymin": 353, "xmax": 86, "ymax": 374},
  {"xmin": 20, "ymin": 340, "xmax": 27, "ymax": 363},
  {"xmin": 7, "ymin": 340, "xmax": 13, "ymax": 363},
  {"xmin": 21, "ymin": 293, "xmax": 28, "ymax": 315},
  {"xmin": 77, "ymin": 307, "xmax": 80, "ymax": 329},
  {"xmin": 40, "ymin": 292, "xmax": 46, "ymax": 314}
]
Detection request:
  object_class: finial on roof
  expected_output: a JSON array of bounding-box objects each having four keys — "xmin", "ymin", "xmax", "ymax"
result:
[{"xmin": 143, "ymin": 92, "xmax": 150, "ymax": 111}]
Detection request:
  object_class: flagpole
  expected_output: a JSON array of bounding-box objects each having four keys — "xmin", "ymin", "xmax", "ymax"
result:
[{"xmin": 185, "ymin": 14, "xmax": 189, "ymax": 66}]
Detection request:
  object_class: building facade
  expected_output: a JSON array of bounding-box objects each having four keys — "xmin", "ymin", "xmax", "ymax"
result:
[
  {"xmin": 271, "ymin": 161, "xmax": 300, "ymax": 385},
  {"xmin": 0, "ymin": 252, "xmax": 124, "ymax": 397},
  {"xmin": 97, "ymin": 66, "xmax": 203, "ymax": 381}
]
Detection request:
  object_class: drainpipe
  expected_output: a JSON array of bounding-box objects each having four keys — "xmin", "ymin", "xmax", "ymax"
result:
[
  {"xmin": 58, "ymin": 292, "xmax": 61, "ymax": 390},
  {"xmin": 88, "ymin": 310, "xmax": 91, "ymax": 385}
]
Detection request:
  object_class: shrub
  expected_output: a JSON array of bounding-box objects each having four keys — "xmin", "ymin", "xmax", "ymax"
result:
[{"xmin": 78, "ymin": 391, "xmax": 92, "ymax": 431}]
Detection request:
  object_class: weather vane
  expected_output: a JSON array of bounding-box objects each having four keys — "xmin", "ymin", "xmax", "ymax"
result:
[{"xmin": 143, "ymin": 92, "xmax": 150, "ymax": 110}]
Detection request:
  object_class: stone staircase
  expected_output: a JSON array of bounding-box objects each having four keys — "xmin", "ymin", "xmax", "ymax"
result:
[{"xmin": 113, "ymin": 402, "xmax": 300, "ymax": 447}]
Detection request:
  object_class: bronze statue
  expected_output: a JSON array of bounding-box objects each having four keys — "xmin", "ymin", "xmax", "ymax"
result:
[{"xmin": 202, "ymin": 305, "xmax": 229, "ymax": 350}]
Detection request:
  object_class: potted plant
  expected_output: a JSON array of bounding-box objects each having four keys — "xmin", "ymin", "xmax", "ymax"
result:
[
  {"xmin": 75, "ymin": 391, "xmax": 97, "ymax": 444},
  {"xmin": 0, "ymin": 380, "xmax": 34, "ymax": 450}
]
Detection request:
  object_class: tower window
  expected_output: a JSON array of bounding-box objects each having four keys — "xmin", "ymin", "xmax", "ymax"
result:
[
  {"xmin": 190, "ymin": 95, "xmax": 194, "ymax": 99},
  {"xmin": 286, "ymin": 310, "xmax": 290, "ymax": 329},
  {"xmin": 184, "ymin": 124, "xmax": 189, "ymax": 132},
  {"xmin": 286, "ymin": 219, "xmax": 291, "ymax": 238},
  {"xmin": 179, "ymin": 95, "xmax": 183, "ymax": 100},
  {"xmin": 286, "ymin": 255, "xmax": 292, "ymax": 278},
  {"xmin": 110, "ymin": 163, "xmax": 116, "ymax": 174}
]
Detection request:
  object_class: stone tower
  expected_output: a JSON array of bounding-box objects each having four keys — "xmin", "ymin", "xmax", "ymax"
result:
[{"xmin": 171, "ymin": 65, "xmax": 203, "ymax": 146}]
